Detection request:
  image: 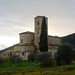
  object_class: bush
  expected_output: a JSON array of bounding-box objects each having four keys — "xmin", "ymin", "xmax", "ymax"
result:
[
  {"xmin": 9, "ymin": 54, "xmax": 23, "ymax": 63},
  {"xmin": 14, "ymin": 56, "xmax": 23, "ymax": 63},
  {"xmin": 0, "ymin": 57, "xmax": 4, "ymax": 64},
  {"xmin": 55, "ymin": 43, "xmax": 73, "ymax": 66},
  {"xmin": 28, "ymin": 53, "xmax": 35, "ymax": 62},
  {"xmin": 40, "ymin": 58, "xmax": 55, "ymax": 67},
  {"xmin": 35, "ymin": 52, "xmax": 52, "ymax": 63},
  {"xmin": 72, "ymin": 49, "xmax": 75, "ymax": 60},
  {"xmin": 55, "ymin": 53, "xmax": 62, "ymax": 66}
]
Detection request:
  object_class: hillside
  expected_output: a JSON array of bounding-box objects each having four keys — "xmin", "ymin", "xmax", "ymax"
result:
[{"xmin": 62, "ymin": 33, "xmax": 75, "ymax": 48}]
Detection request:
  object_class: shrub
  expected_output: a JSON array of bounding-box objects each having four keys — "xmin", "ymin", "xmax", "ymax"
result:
[
  {"xmin": 28, "ymin": 53, "xmax": 35, "ymax": 62},
  {"xmin": 55, "ymin": 53, "xmax": 62, "ymax": 66},
  {"xmin": 35, "ymin": 52, "xmax": 52, "ymax": 63},
  {"xmin": 9, "ymin": 54, "xmax": 23, "ymax": 63},
  {"xmin": 55, "ymin": 43, "xmax": 73, "ymax": 65},
  {"xmin": 72, "ymin": 49, "xmax": 75, "ymax": 60},
  {"xmin": 0, "ymin": 57, "xmax": 4, "ymax": 64},
  {"xmin": 14, "ymin": 56, "xmax": 23, "ymax": 63},
  {"xmin": 40, "ymin": 58, "xmax": 55, "ymax": 67}
]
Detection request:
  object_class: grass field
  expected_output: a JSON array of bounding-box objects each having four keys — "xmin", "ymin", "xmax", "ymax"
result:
[
  {"xmin": 0, "ymin": 60, "xmax": 40, "ymax": 70},
  {"xmin": 0, "ymin": 60, "xmax": 75, "ymax": 75}
]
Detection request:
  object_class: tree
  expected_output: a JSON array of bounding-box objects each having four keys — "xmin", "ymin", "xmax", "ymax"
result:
[
  {"xmin": 39, "ymin": 16, "xmax": 48, "ymax": 52},
  {"xmin": 55, "ymin": 43, "xmax": 73, "ymax": 65},
  {"xmin": 72, "ymin": 49, "xmax": 75, "ymax": 60},
  {"xmin": 27, "ymin": 53, "xmax": 35, "ymax": 62},
  {"xmin": 35, "ymin": 52, "xmax": 52, "ymax": 63},
  {"xmin": 34, "ymin": 52, "xmax": 55, "ymax": 67},
  {"xmin": 0, "ymin": 57, "xmax": 4, "ymax": 64}
]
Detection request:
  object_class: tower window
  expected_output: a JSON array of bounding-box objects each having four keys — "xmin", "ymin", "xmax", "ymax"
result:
[
  {"xmin": 37, "ymin": 22, "xmax": 39, "ymax": 25},
  {"xmin": 21, "ymin": 39, "xmax": 23, "ymax": 44},
  {"xmin": 38, "ymin": 32, "xmax": 39, "ymax": 34}
]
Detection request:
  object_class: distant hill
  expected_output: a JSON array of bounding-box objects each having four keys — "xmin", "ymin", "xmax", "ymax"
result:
[{"xmin": 62, "ymin": 33, "xmax": 75, "ymax": 48}]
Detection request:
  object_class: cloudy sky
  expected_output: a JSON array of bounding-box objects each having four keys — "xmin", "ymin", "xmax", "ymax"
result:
[{"xmin": 0, "ymin": 0, "xmax": 75, "ymax": 50}]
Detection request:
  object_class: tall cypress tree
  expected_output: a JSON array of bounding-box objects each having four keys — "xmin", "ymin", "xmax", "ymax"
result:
[{"xmin": 39, "ymin": 16, "xmax": 48, "ymax": 52}]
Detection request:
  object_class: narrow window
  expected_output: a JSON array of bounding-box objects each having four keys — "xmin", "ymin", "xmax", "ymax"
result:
[
  {"xmin": 22, "ymin": 52, "xmax": 24, "ymax": 56},
  {"xmin": 38, "ymin": 42, "xmax": 39, "ymax": 44},
  {"xmin": 37, "ymin": 22, "xmax": 39, "ymax": 25},
  {"xmin": 38, "ymin": 32, "xmax": 39, "ymax": 34},
  {"xmin": 21, "ymin": 39, "xmax": 23, "ymax": 44}
]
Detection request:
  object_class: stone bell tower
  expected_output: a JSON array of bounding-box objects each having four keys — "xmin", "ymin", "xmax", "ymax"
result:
[{"xmin": 34, "ymin": 16, "xmax": 48, "ymax": 53}]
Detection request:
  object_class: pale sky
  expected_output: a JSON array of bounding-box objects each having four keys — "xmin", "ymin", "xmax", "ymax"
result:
[{"xmin": 0, "ymin": 0, "xmax": 75, "ymax": 50}]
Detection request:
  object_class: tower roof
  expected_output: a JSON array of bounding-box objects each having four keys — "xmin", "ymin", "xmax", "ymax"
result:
[
  {"xmin": 19, "ymin": 31, "xmax": 34, "ymax": 35},
  {"xmin": 34, "ymin": 16, "xmax": 47, "ymax": 19}
]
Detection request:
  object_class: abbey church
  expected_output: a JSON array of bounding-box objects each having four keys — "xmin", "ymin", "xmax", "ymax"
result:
[{"xmin": 0, "ymin": 16, "xmax": 62, "ymax": 60}]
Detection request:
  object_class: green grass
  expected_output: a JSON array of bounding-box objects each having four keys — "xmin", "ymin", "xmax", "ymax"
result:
[
  {"xmin": 0, "ymin": 60, "xmax": 75, "ymax": 75},
  {"xmin": 0, "ymin": 60, "xmax": 40, "ymax": 71}
]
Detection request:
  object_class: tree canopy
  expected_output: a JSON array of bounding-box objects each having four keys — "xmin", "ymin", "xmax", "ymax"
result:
[
  {"xmin": 39, "ymin": 16, "xmax": 48, "ymax": 52},
  {"xmin": 55, "ymin": 43, "xmax": 73, "ymax": 65}
]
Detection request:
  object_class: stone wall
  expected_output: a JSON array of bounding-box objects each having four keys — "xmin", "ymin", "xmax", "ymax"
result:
[
  {"xmin": 0, "ymin": 50, "xmax": 12, "ymax": 59},
  {"xmin": 12, "ymin": 45, "xmax": 35, "ymax": 60},
  {"xmin": 48, "ymin": 35, "xmax": 62, "ymax": 57},
  {"xmin": 19, "ymin": 31, "xmax": 34, "ymax": 45}
]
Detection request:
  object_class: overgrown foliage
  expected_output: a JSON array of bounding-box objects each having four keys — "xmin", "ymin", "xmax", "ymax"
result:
[
  {"xmin": 39, "ymin": 16, "xmax": 48, "ymax": 52},
  {"xmin": 35, "ymin": 52, "xmax": 52, "ymax": 63},
  {"xmin": 0, "ymin": 57, "xmax": 4, "ymax": 64},
  {"xmin": 55, "ymin": 43, "xmax": 73, "ymax": 66},
  {"xmin": 72, "ymin": 49, "xmax": 75, "ymax": 60},
  {"xmin": 28, "ymin": 53, "xmax": 36, "ymax": 62},
  {"xmin": 9, "ymin": 54, "xmax": 23, "ymax": 63},
  {"xmin": 34, "ymin": 52, "xmax": 55, "ymax": 67},
  {"xmin": 40, "ymin": 58, "xmax": 55, "ymax": 67}
]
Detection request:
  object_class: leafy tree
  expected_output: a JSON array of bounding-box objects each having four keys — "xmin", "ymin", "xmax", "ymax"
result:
[
  {"xmin": 72, "ymin": 49, "xmax": 75, "ymax": 60},
  {"xmin": 40, "ymin": 58, "xmax": 55, "ymax": 67},
  {"xmin": 34, "ymin": 52, "xmax": 55, "ymax": 67},
  {"xmin": 55, "ymin": 43, "xmax": 73, "ymax": 65},
  {"xmin": 39, "ymin": 16, "xmax": 48, "ymax": 52},
  {"xmin": 35, "ymin": 52, "xmax": 52, "ymax": 63},
  {"xmin": 28, "ymin": 53, "xmax": 35, "ymax": 62}
]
